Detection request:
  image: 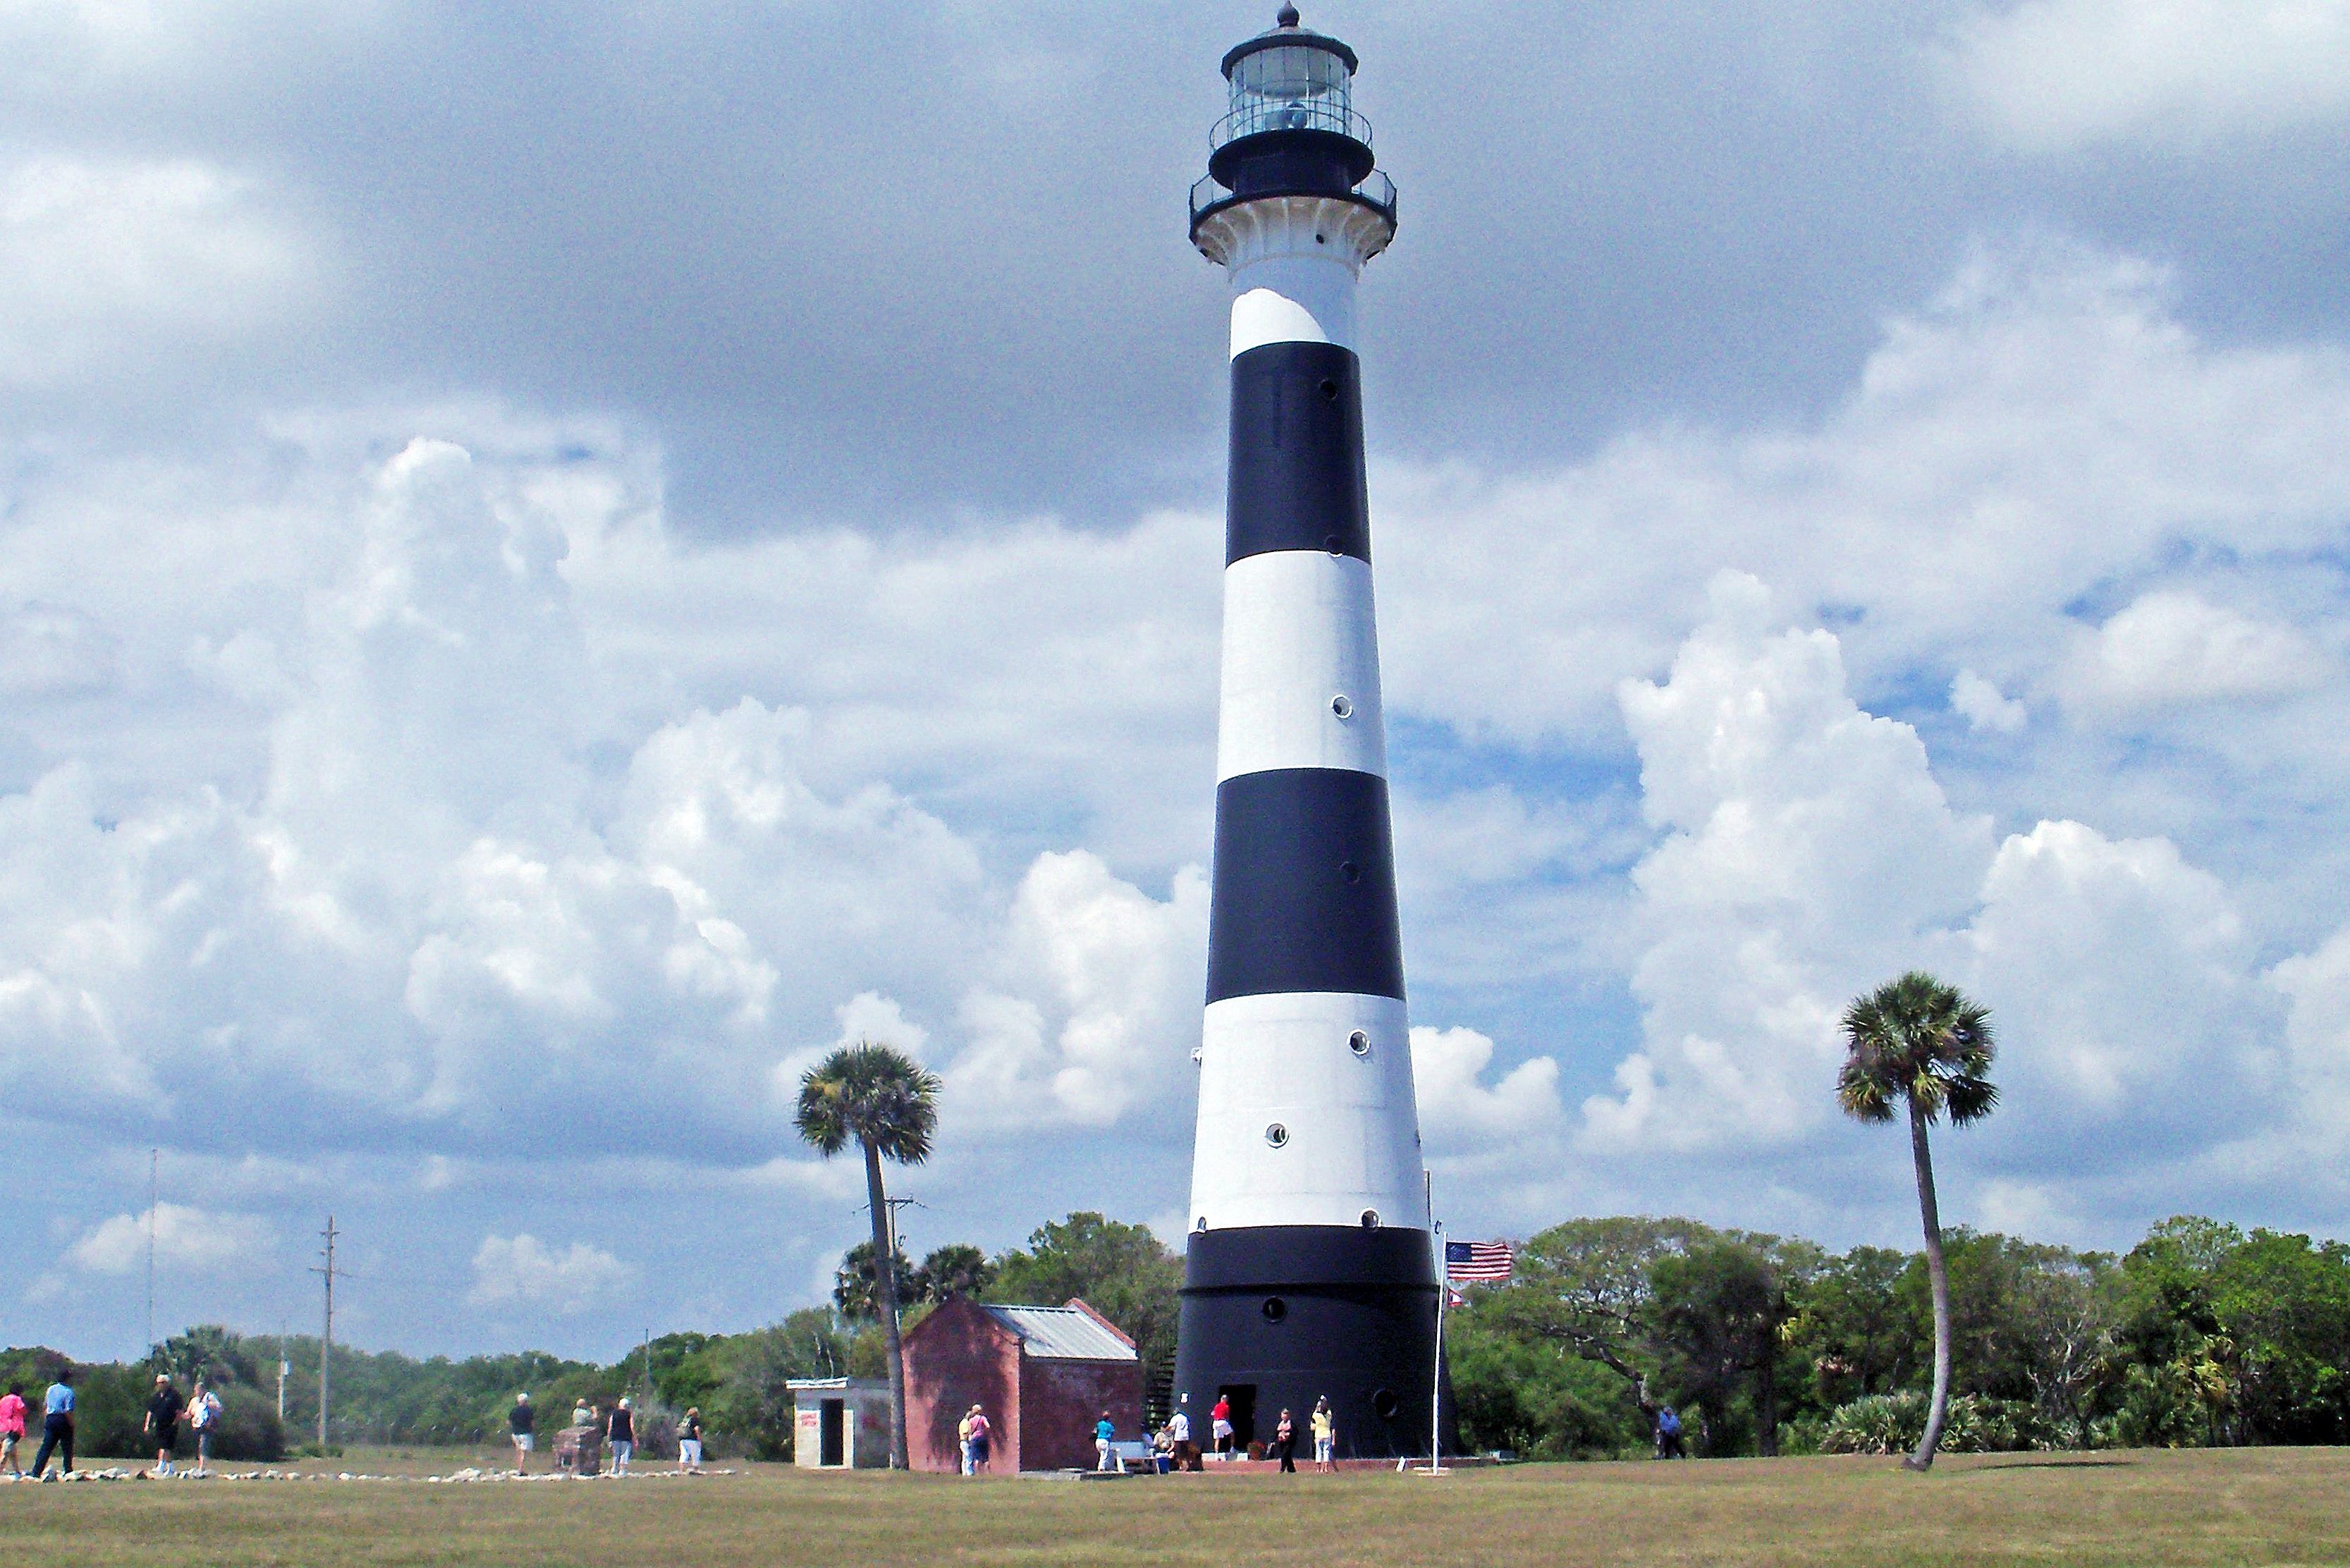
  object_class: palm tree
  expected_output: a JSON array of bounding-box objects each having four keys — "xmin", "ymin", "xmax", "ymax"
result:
[
  {"xmin": 795, "ymin": 1040, "xmax": 940, "ymax": 1471},
  {"xmin": 1837, "ymin": 971, "xmax": 1997, "ymax": 1471}
]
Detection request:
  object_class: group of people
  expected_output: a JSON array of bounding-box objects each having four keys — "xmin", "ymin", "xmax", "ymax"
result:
[
  {"xmin": 0, "ymin": 1368, "xmax": 222, "ymax": 1482},
  {"xmin": 955, "ymin": 1404, "xmax": 992, "ymax": 1474},
  {"xmin": 141, "ymin": 1372, "xmax": 225, "ymax": 1477},
  {"xmin": 0, "ymin": 1373, "xmax": 75, "ymax": 1481},
  {"xmin": 506, "ymin": 1392, "xmax": 703, "ymax": 1476},
  {"xmin": 948, "ymin": 1398, "xmax": 1338, "ymax": 1478},
  {"xmin": 1201, "ymin": 1393, "xmax": 1338, "ymax": 1473}
]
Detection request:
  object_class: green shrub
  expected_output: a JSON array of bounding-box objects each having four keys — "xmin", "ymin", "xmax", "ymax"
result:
[
  {"xmin": 1777, "ymin": 1415, "xmax": 1826, "ymax": 1457},
  {"xmin": 1819, "ymin": 1392, "xmax": 2038, "ymax": 1454},
  {"xmin": 212, "ymin": 1385, "xmax": 286, "ymax": 1462}
]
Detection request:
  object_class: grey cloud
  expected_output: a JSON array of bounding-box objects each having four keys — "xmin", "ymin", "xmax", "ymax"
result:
[{"xmin": 6, "ymin": 1, "xmax": 2345, "ymax": 532}]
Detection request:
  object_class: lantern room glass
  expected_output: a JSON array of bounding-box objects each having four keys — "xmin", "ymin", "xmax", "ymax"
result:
[{"xmin": 1223, "ymin": 42, "xmax": 1357, "ymax": 142}]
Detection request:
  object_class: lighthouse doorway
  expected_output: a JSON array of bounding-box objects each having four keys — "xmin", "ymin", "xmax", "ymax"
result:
[{"xmin": 1218, "ymin": 1384, "xmax": 1259, "ymax": 1450}]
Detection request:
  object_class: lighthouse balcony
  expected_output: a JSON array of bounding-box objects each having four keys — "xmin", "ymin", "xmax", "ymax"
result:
[
  {"xmin": 1211, "ymin": 96, "xmax": 1372, "ymax": 154},
  {"xmin": 1190, "ymin": 167, "xmax": 1397, "ymax": 243}
]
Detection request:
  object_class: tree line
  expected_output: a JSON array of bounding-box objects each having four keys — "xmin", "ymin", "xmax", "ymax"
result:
[
  {"xmin": 1450, "ymin": 1212, "xmax": 2350, "ymax": 1459},
  {"xmin": 11, "ymin": 1206, "xmax": 2341, "ymax": 1463},
  {"xmin": 0, "ymin": 1210, "xmax": 1180, "ymax": 1464}
]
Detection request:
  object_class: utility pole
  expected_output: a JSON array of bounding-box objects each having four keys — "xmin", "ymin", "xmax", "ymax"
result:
[
  {"xmin": 881, "ymin": 1196, "xmax": 919, "ymax": 1269},
  {"xmin": 146, "ymin": 1149, "xmax": 159, "ymax": 1357},
  {"xmin": 310, "ymin": 1216, "xmax": 339, "ymax": 1450}
]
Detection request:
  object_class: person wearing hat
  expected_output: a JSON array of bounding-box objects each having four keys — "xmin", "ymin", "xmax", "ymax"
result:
[
  {"xmin": 508, "ymin": 1392, "xmax": 537, "ymax": 1474},
  {"xmin": 142, "ymin": 1373, "xmax": 185, "ymax": 1478}
]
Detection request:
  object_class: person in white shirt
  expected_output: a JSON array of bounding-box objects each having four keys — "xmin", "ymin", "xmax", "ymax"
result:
[{"xmin": 188, "ymin": 1378, "xmax": 224, "ymax": 1474}]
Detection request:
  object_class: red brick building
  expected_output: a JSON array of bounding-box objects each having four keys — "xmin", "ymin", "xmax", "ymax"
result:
[{"xmin": 902, "ymin": 1297, "xmax": 1143, "ymax": 1473}]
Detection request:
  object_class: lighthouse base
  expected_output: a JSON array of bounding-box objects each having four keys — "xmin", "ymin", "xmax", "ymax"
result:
[{"xmin": 1172, "ymin": 1225, "xmax": 1455, "ymax": 1461}]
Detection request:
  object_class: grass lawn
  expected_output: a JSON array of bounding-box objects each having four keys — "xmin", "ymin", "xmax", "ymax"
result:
[{"xmin": 4, "ymin": 1446, "xmax": 2346, "ymax": 1567}]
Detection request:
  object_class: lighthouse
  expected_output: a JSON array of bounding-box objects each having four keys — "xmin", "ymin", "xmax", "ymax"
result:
[{"xmin": 1174, "ymin": 6, "xmax": 1443, "ymax": 1459}]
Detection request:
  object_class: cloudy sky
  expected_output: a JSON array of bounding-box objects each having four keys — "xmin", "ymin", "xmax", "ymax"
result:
[{"xmin": 7, "ymin": 0, "xmax": 2350, "ymax": 1363}]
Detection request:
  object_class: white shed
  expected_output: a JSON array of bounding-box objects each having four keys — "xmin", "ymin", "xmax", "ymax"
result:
[{"xmin": 788, "ymin": 1377, "xmax": 891, "ymax": 1469}]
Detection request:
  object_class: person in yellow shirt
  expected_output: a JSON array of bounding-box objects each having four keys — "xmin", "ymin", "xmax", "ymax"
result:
[{"xmin": 1310, "ymin": 1397, "xmax": 1335, "ymax": 1471}]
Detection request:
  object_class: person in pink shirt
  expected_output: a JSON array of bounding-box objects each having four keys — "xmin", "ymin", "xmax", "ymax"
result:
[{"xmin": 0, "ymin": 1383, "xmax": 25, "ymax": 1477}]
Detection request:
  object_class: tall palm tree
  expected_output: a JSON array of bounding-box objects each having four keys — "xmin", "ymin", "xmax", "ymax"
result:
[
  {"xmin": 795, "ymin": 1040, "xmax": 940, "ymax": 1471},
  {"xmin": 1837, "ymin": 971, "xmax": 1997, "ymax": 1471}
]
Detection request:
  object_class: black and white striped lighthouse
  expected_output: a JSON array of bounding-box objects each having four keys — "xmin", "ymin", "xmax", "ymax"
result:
[{"xmin": 1173, "ymin": 6, "xmax": 1445, "ymax": 1460}]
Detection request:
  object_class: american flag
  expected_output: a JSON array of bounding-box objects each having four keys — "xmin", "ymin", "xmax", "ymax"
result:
[{"xmin": 1445, "ymin": 1239, "xmax": 1514, "ymax": 1284}]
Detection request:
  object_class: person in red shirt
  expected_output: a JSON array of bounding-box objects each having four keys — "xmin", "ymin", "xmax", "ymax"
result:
[
  {"xmin": 0, "ymin": 1383, "xmax": 27, "ymax": 1478},
  {"xmin": 1209, "ymin": 1395, "xmax": 1234, "ymax": 1457}
]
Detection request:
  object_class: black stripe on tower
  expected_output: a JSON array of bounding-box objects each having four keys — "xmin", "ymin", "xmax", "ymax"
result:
[
  {"xmin": 1228, "ymin": 340, "xmax": 1369, "ymax": 566},
  {"xmin": 1207, "ymin": 768, "xmax": 1403, "ymax": 1004},
  {"xmin": 1174, "ymin": 1225, "xmax": 1455, "ymax": 1459}
]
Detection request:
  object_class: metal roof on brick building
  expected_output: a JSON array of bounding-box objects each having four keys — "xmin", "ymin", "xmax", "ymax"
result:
[{"xmin": 982, "ymin": 1304, "xmax": 1138, "ymax": 1362}]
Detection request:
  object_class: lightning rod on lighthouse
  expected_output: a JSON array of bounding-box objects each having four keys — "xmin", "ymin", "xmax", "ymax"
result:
[{"xmin": 1173, "ymin": 5, "xmax": 1448, "ymax": 1460}]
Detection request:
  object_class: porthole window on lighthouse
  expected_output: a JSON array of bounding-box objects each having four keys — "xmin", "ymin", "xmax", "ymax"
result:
[
  {"xmin": 1348, "ymin": 1030, "xmax": 1371, "ymax": 1058},
  {"xmin": 1340, "ymin": 861, "xmax": 1361, "ymax": 883},
  {"xmin": 1331, "ymin": 694, "xmax": 1353, "ymax": 719},
  {"xmin": 1266, "ymin": 1122, "xmax": 1290, "ymax": 1148}
]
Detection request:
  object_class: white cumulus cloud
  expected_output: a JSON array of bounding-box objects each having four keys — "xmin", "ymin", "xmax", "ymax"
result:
[
  {"xmin": 467, "ymin": 1234, "xmax": 635, "ymax": 1313},
  {"xmin": 2270, "ymin": 929, "xmax": 2350, "ymax": 1137},
  {"xmin": 1585, "ymin": 572, "xmax": 1993, "ymax": 1155},
  {"xmin": 1951, "ymin": 669, "xmax": 2028, "ymax": 733},
  {"xmin": 1581, "ymin": 575, "xmax": 2282, "ymax": 1186},
  {"xmin": 945, "ymin": 850, "xmax": 1208, "ymax": 1130},
  {"xmin": 1409, "ymin": 1025, "xmax": 1564, "ymax": 1148},
  {"xmin": 2067, "ymin": 590, "xmax": 2330, "ymax": 710},
  {"xmin": 1966, "ymin": 819, "xmax": 2266, "ymax": 1122},
  {"xmin": 66, "ymin": 1203, "xmax": 274, "ymax": 1275}
]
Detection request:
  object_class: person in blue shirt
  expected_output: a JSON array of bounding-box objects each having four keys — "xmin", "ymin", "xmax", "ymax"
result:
[
  {"xmin": 32, "ymin": 1369, "xmax": 75, "ymax": 1479},
  {"xmin": 1655, "ymin": 1404, "xmax": 1686, "ymax": 1460},
  {"xmin": 1094, "ymin": 1411, "xmax": 1118, "ymax": 1473}
]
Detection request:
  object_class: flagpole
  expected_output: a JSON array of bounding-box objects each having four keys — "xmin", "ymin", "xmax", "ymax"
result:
[{"xmin": 1426, "ymin": 1170, "xmax": 1446, "ymax": 1474}]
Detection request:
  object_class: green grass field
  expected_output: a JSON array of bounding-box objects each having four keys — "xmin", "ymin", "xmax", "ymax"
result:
[{"xmin": 6, "ymin": 1447, "xmax": 2346, "ymax": 1567}]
